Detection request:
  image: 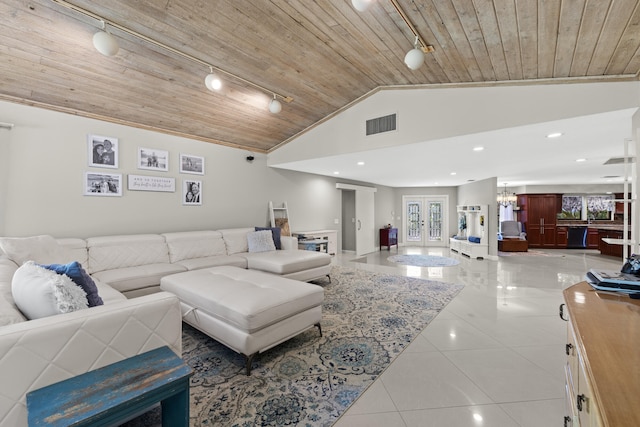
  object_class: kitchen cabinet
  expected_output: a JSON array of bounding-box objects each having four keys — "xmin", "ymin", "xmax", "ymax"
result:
[
  {"xmin": 556, "ymin": 226, "xmax": 568, "ymax": 248},
  {"xmin": 519, "ymin": 194, "xmax": 561, "ymax": 248},
  {"xmin": 586, "ymin": 228, "xmax": 600, "ymax": 249}
]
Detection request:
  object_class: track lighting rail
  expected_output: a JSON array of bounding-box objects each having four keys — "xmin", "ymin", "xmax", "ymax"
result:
[{"xmin": 50, "ymin": 0, "xmax": 294, "ymax": 104}]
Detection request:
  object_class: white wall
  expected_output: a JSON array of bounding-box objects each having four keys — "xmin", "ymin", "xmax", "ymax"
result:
[
  {"xmin": 0, "ymin": 127, "xmax": 11, "ymax": 236},
  {"xmin": 270, "ymin": 81, "xmax": 640, "ymax": 165},
  {"xmin": 0, "ymin": 101, "xmax": 345, "ymax": 239}
]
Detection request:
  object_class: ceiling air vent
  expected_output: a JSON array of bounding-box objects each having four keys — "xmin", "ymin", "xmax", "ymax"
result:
[
  {"xmin": 604, "ymin": 157, "xmax": 635, "ymax": 165},
  {"xmin": 366, "ymin": 113, "xmax": 396, "ymax": 136}
]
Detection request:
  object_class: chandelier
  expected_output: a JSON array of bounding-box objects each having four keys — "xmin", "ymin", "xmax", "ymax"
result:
[{"xmin": 497, "ymin": 184, "xmax": 517, "ymax": 207}]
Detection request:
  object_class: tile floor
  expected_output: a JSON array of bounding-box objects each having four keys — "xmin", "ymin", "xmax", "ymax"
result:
[{"xmin": 332, "ymin": 245, "xmax": 622, "ymax": 427}]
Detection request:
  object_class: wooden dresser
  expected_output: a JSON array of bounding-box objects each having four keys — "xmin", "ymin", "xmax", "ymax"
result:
[{"xmin": 561, "ymin": 282, "xmax": 640, "ymax": 426}]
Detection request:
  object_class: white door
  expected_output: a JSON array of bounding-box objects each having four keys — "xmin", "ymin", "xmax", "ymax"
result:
[
  {"xmin": 356, "ymin": 190, "xmax": 376, "ymax": 255},
  {"xmin": 403, "ymin": 196, "xmax": 448, "ymax": 247}
]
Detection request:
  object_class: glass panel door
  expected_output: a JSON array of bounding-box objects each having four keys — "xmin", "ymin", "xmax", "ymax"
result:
[
  {"xmin": 403, "ymin": 196, "xmax": 448, "ymax": 246},
  {"xmin": 428, "ymin": 201, "xmax": 443, "ymax": 242},
  {"xmin": 406, "ymin": 200, "xmax": 422, "ymax": 243}
]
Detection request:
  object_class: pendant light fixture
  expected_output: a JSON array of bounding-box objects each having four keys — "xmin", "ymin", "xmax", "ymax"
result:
[
  {"xmin": 351, "ymin": 0, "xmax": 434, "ymax": 70},
  {"xmin": 204, "ymin": 67, "xmax": 222, "ymax": 91},
  {"xmin": 92, "ymin": 21, "xmax": 119, "ymax": 56},
  {"xmin": 351, "ymin": 0, "xmax": 373, "ymax": 12},
  {"xmin": 404, "ymin": 36, "xmax": 425, "ymax": 70},
  {"xmin": 269, "ymin": 94, "xmax": 282, "ymax": 114}
]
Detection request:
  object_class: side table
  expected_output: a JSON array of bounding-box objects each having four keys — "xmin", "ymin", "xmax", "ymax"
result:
[
  {"xmin": 380, "ymin": 228, "xmax": 398, "ymax": 251},
  {"xmin": 27, "ymin": 346, "xmax": 192, "ymax": 427}
]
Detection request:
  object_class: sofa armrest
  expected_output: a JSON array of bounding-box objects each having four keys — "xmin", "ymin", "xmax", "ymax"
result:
[
  {"xmin": 0, "ymin": 292, "xmax": 182, "ymax": 427},
  {"xmin": 280, "ymin": 236, "xmax": 299, "ymax": 251}
]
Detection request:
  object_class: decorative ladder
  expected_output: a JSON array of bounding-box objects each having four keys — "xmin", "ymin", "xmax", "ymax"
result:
[{"xmin": 269, "ymin": 201, "xmax": 291, "ymax": 236}]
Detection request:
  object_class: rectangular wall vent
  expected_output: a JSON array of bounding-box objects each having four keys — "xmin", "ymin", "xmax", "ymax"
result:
[
  {"xmin": 604, "ymin": 157, "xmax": 636, "ymax": 165},
  {"xmin": 366, "ymin": 114, "xmax": 396, "ymax": 136}
]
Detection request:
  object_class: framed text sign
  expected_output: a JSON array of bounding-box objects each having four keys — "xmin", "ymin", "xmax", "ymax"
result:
[{"xmin": 127, "ymin": 174, "xmax": 176, "ymax": 192}]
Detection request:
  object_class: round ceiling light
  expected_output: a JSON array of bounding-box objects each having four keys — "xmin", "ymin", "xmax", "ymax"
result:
[
  {"xmin": 351, "ymin": 0, "xmax": 373, "ymax": 12},
  {"xmin": 269, "ymin": 98, "xmax": 282, "ymax": 114},
  {"xmin": 404, "ymin": 47, "xmax": 425, "ymax": 70},
  {"xmin": 204, "ymin": 73, "xmax": 222, "ymax": 91},
  {"xmin": 92, "ymin": 31, "xmax": 119, "ymax": 56}
]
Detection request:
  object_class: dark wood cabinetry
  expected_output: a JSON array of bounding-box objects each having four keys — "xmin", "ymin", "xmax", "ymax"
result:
[
  {"xmin": 519, "ymin": 194, "xmax": 561, "ymax": 248},
  {"xmin": 587, "ymin": 228, "xmax": 600, "ymax": 249},
  {"xmin": 380, "ymin": 228, "xmax": 398, "ymax": 251},
  {"xmin": 555, "ymin": 226, "xmax": 568, "ymax": 248},
  {"xmin": 597, "ymin": 229, "xmax": 630, "ymax": 258}
]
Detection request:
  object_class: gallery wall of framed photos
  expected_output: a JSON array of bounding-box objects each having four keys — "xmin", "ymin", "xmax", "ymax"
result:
[{"xmin": 85, "ymin": 133, "xmax": 205, "ymax": 206}]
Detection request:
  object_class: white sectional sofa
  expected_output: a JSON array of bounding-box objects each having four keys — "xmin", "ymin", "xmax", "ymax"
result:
[{"xmin": 0, "ymin": 227, "xmax": 331, "ymax": 426}]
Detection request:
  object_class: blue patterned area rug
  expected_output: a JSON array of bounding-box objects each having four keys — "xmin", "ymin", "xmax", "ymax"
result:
[
  {"xmin": 123, "ymin": 266, "xmax": 463, "ymax": 427},
  {"xmin": 387, "ymin": 254, "xmax": 460, "ymax": 267}
]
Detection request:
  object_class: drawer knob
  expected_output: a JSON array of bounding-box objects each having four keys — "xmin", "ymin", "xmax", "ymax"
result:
[
  {"xmin": 565, "ymin": 343, "xmax": 573, "ymax": 355},
  {"xmin": 577, "ymin": 393, "xmax": 586, "ymax": 412}
]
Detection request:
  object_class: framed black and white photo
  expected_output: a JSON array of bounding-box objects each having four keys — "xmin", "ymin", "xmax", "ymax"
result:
[
  {"xmin": 183, "ymin": 179, "xmax": 202, "ymax": 205},
  {"xmin": 88, "ymin": 134, "xmax": 118, "ymax": 168},
  {"xmin": 137, "ymin": 147, "xmax": 169, "ymax": 171},
  {"xmin": 84, "ymin": 172, "xmax": 122, "ymax": 196},
  {"xmin": 179, "ymin": 154, "xmax": 204, "ymax": 175}
]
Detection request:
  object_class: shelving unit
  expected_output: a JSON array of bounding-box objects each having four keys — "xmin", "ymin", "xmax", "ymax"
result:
[
  {"xmin": 449, "ymin": 204, "xmax": 488, "ymax": 259},
  {"xmin": 292, "ymin": 230, "xmax": 337, "ymax": 255}
]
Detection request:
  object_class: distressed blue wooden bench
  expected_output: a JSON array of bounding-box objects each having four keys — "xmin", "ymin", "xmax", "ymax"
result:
[{"xmin": 26, "ymin": 346, "xmax": 192, "ymax": 427}]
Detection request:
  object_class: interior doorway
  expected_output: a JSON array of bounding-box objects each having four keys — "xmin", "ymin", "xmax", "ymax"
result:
[
  {"xmin": 338, "ymin": 183, "xmax": 377, "ymax": 256},
  {"xmin": 403, "ymin": 195, "xmax": 448, "ymax": 247}
]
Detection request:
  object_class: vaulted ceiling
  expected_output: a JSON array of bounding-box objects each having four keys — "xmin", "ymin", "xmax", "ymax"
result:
[{"xmin": 2, "ymin": 0, "xmax": 640, "ymax": 154}]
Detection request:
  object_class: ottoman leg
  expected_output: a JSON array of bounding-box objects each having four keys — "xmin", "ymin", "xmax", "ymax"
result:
[{"xmin": 315, "ymin": 323, "xmax": 323, "ymax": 337}]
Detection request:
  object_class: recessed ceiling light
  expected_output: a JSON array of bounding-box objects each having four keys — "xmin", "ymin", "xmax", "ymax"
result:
[
  {"xmin": 576, "ymin": 158, "xmax": 587, "ymax": 162},
  {"xmin": 473, "ymin": 146, "xmax": 484, "ymax": 151},
  {"xmin": 450, "ymin": 172, "xmax": 457, "ymax": 175},
  {"xmin": 333, "ymin": 171, "xmax": 340, "ymax": 175},
  {"xmin": 546, "ymin": 132, "xmax": 563, "ymax": 138},
  {"xmin": 357, "ymin": 161, "xmax": 365, "ymax": 166}
]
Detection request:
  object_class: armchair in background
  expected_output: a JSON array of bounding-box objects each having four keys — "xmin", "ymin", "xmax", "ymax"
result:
[{"xmin": 498, "ymin": 221, "xmax": 527, "ymax": 241}]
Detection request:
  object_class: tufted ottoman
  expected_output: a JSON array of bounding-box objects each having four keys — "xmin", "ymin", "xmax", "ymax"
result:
[{"xmin": 160, "ymin": 266, "xmax": 324, "ymax": 374}]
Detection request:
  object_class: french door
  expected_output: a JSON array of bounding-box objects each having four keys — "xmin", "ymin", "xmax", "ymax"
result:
[{"xmin": 403, "ymin": 196, "xmax": 448, "ymax": 247}]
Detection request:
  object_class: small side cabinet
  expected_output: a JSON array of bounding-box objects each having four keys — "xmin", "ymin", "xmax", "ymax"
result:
[{"xmin": 380, "ymin": 228, "xmax": 398, "ymax": 251}]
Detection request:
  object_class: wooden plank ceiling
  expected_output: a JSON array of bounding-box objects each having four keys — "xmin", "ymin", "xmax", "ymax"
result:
[{"xmin": 1, "ymin": 0, "xmax": 639, "ymax": 153}]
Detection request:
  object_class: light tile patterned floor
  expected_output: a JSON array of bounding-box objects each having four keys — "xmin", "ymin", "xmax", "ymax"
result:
[{"xmin": 332, "ymin": 246, "xmax": 621, "ymax": 427}]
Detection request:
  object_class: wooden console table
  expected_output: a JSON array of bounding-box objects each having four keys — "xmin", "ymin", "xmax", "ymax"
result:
[
  {"xmin": 27, "ymin": 346, "xmax": 192, "ymax": 427},
  {"xmin": 561, "ymin": 282, "xmax": 640, "ymax": 426}
]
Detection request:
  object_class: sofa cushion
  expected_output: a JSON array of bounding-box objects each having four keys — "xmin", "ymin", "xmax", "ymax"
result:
[
  {"xmin": 162, "ymin": 231, "xmax": 227, "ymax": 263},
  {"xmin": 11, "ymin": 261, "xmax": 88, "ymax": 320},
  {"xmin": 255, "ymin": 227, "xmax": 282, "ymax": 250},
  {"xmin": 86, "ymin": 234, "xmax": 170, "ymax": 273},
  {"xmin": 240, "ymin": 250, "xmax": 332, "ymax": 275},
  {"xmin": 220, "ymin": 228, "xmax": 253, "ymax": 255},
  {"xmin": 172, "ymin": 255, "xmax": 247, "ymax": 271},
  {"xmin": 39, "ymin": 261, "xmax": 104, "ymax": 307},
  {"xmin": 0, "ymin": 256, "xmax": 26, "ymax": 326},
  {"xmin": 247, "ymin": 230, "xmax": 276, "ymax": 253},
  {"xmin": 0, "ymin": 235, "xmax": 71, "ymax": 266},
  {"xmin": 94, "ymin": 280, "xmax": 127, "ymax": 304},
  {"xmin": 91, "ymin": 263, "xmax": 187, "ymax": 294},
  {"xmin": 57, "ymin": 238, "xmax": 89, "ymax": 267}
]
